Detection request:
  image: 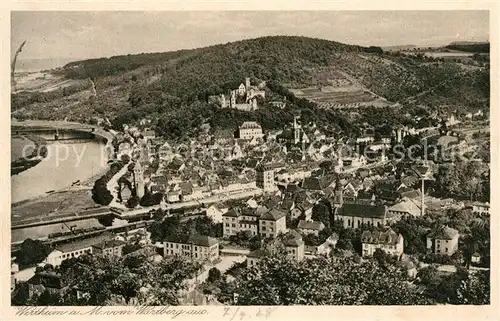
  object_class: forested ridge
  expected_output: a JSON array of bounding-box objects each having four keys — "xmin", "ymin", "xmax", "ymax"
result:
[{"xmin": 12, "ymin": 36, "xmax": 489, "ymax": 140}]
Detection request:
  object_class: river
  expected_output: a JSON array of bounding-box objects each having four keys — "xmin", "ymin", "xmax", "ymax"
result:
[{"xmin": 11, "ymin": 141, "xmax": 109, "ymax": 204}]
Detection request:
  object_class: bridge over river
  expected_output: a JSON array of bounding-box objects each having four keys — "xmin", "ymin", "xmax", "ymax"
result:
[{"xmin": 11, "ymin": 120, "xmax": 113, "ymax": 143}]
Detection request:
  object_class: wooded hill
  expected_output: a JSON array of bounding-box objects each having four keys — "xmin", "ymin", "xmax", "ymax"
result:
[{"xmin": 12, "ymin": 36, "xmax": 490, "ymax": 140}]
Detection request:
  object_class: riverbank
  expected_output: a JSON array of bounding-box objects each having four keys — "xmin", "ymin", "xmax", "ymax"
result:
[{"xmin": 11, "ymin": 134, "xmax": 48, "ymax": 176}]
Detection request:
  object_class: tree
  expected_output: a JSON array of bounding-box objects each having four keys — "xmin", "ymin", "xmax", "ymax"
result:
[
  {"xmin": 26, "ymin": 254, "xmax": 204, "ymax": 306},
  {"xmin": 373, "ymin": 248, "xmax": 397, "ymax": 267},
  {"xmin": 311, "ymin": 200, "xmax": 331, "ymax": 228},
  {"xmin": 303, "ymin": 233, "xmax": 321, "ymax": 246},
  {"xmin": 462, "ymin": 269, "xmax": 490, "ymax": 304},
  {"xmin": 126, "ymin": 195, "xmax": 140, "ymax": 208},
  {"xmin": 233, "ymin": 255, "xmax": 432, "ymax": 305},
  {"xmin": 16, "ymin": 239, "xmax": 52, "ymax": 268},
  {"xmin": 336, "ymin": 238, "xmax": 354, "ymax": 251},
  {"xmin": 98, "ymin": 215, "xmax": 115, "ymax": 227},
  {"xmin": 207, "ymin": 267, "xmax": 222, "ymax": 283},
  {"xmin": 148, "ymin": 215, "xmax": 181, "ymax": 242},
  {"xmin": 140, "ymin": 192, "xmax": 163, "ymax": 207},
  {"xmin": 120, "ymin": 154, "xmax": 131, "ymax": 164}
]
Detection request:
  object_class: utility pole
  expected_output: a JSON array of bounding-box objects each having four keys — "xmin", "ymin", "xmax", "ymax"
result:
[{"xmin": 11, "ymin": 41, "xmax": 27, "ymax": 92}]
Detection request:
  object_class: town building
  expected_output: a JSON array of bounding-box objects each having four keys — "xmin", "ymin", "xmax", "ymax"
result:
[
  {"xmin": 426, "ymin": 226, "xmax": 459, "ymax": 256},
  {"xmin": 279, "ymin": 231, "xmax": 305, "ymax": 262},
  {"xmin": 11, "ymin": 259, "xmax": 19, "ymax": 292},
  {"xmin": 247, "ymin": 231, "xmax": 305, "ymax": 267},
  {"xmin": 297, "ymin": 220, "xmax": 325, "ymax": 236},
  {"xmin": 361, "ymin": 228, "xmax": 404, "ymax": 258},
  {"xmin": 259, "ymin": 209, "xmax": 287, "ymax": 238},
  {"xmin": 44, "ymin": 234, "xmax": 113, "ymax": 267},
  {"xmin": 142, "ymin": 129, "xmax": 156, "ymax": 142},
  {"xmin": 335, "ymin": 203, "xmax": 389, "ymax": 229},
  {"xmin": 163, "ymin": 234, "xmax": 219, "ymax": 263},
  {"xmin": 222, "ymin": 206, "xmax": 286, "ymax": 238},
  {"xmin": 27, "ymin": 270, "xmax": 66, "ymax": 299},
  {"xmin": 471, "ymin": 202, "xmax": 489, "ymax": 216},
  {"xmin": 290, "ymin": 201, "xmax": 314, "ymax": 220},
  {"xmin": 91, "ymin": 239, "xmax": 127, "ymax": 258},
  {"xmin": 471, "ymin": 252, "xmax": 482, "ymax": 264},
  {"xmin": 256, "ymin": 163, "xmax": 276, "ymax": 192},
  {"xmin": 388, "ymin": 198, "xmax": 424, "ymax": 218},
  {"xmin": 238, "ymin": 121, "xmax": 264, "ymax": 140}
]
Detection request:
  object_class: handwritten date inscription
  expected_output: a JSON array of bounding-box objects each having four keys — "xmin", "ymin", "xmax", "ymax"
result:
[{"xmin": 223, "ymin": 307, "xmax": 277, "ymax": 321}]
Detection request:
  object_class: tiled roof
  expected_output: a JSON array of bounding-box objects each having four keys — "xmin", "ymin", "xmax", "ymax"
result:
[
  {"xmin": 260, "ymin": 209, "xmax": 287, "ymax": 221},
  {"xmin": 301, "ymin": 175, "xmax": 335, "ymax": 191},
  {"xmin": 388, "ymin": 199, "xmax": 423, "ymax": 215},
  {"xmin": 164, "ymin": 234, "xmax": 219, "ymax": 247},
  {"xmin": 296, "ymin": 200, "xmax": 314, "ymax": 211},
  {"xmin": 247, "ymin": 248, "xmax": 269, "ymax": 258},
  {"xmin": 280, "ymin": 199, "xmax": 295, "ymax": 211},
  {"xmin": 361, "ymin": 228, "xmax": 401, "ymax": 245},
  {"xmin": 222, "ymin": 208, "xmax": 240, "ymax": 217},
  {"xmin": 337, "ymin": 203, "xmax": 386, "ymax": 219},
  {"xmin": 92, "ymin": 239, "xmax": 126, "ymax": 250},
  {"xmin": 28, "ymin": 271, "xmax": 64, "ymax": 289},
  {"xmin": 427, "ymin": 226, "xmax": 459, "ymax": 240},
  {"xmin": 401, "ymin": 189, "xmax": 420, "ymax": 199},
  {"xmin": 240, "ymin": 121, "xmax": 262, "ymax": 129},
  {"xmin": 298, "ymin": 220, "xmax": 325, "ymax": 231},
  {"xmin": 55, "ymin": 233, "xmax": 113, "ymax": 253}
]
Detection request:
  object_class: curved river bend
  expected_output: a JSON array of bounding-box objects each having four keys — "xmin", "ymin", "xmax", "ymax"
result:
[{"xmin": 11, "ymin": 141, "xmax": 108, "ymax": 204}]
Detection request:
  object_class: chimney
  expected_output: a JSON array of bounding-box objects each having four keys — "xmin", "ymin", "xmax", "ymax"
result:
[{"xmin": 245, "ymin": 77, "xmax": 250, "ymax": 90}]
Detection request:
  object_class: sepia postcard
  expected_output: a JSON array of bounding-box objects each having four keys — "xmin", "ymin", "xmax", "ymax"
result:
[{"xmin": 2, "ymin": 2, "xmax": 499, "ymax": 321}]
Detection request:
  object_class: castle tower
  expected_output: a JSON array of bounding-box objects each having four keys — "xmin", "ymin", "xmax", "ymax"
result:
[{"xmin": 133, "ymin": 161, "xmax": 145, "ymax": 198}]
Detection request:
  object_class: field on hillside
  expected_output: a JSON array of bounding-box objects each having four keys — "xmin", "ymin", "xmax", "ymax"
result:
[
  {"xmin": 14, "ymin": 71, "xmax": 84, "ymax": 93},
  {"xmin": 290, "ymin": 86, "xmax": 387, "ymax": 109}
]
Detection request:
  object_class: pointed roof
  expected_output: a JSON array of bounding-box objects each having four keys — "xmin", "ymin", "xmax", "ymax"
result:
[
  {"xmin": 133, "ymin": 161, "xmax": 142, "ymax": 171},
  {"xmin": 361, "ymin": 227, "xmax": 401, "ymax": 245},
  {"xmin": 298, "ymin": 220, "xmax": 325, "ymax": 231},
  {"xmin": 428, "ymin": 226, "xmax": 459, "ymax": 240},
  {"xmin": 260, "ymin": 209, "xmax": 287, "ymax": 221}
]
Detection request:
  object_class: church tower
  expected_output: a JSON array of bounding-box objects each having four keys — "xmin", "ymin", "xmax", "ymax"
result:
[
  {"xmin": 293, "ymin": 116, "xmax": 301, "ymax": 145},
  {"xmin": 332, "ymin": 176, "xmax": 344, "ymax": 208},
  {"xmin": 133, "ymin": 161, "xmax": 145, "ymax": 198}
]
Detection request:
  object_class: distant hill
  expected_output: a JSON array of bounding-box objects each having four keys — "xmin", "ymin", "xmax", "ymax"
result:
[
  {"xmin": 11, "ymin": 36, "xmax": 489, "ymax": 140},
  {"xmin": 445, "ymin": 41, "xmax": 490, "ymax": 53},
  {"xmin": 15, "ymin": 57, "xmax": 79, "ymax": 72},
  {"xmin": 382, "ymin": 45, "xmax": 417, "ymax": 51}
]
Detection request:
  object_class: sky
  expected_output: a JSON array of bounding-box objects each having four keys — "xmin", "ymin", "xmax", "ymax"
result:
[{"xmin": 11, "ymin": 11, "xmax": 489, "ymax": 61}]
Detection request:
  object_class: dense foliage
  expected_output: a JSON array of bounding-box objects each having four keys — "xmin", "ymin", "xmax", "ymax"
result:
[
  {"xmin": 433, "ymin": 159, "xmax": 489, "ymax": 202},
  {"xmin": 232, "ymin": 255, "xmax": 432, "ymax": 305},
  {"xmin": 445, "ymin": 43, "xmax": 490, "ymax": 53},
  {"xmin": 91, "ymin": 160, "xmax": 125, "ymax": 205},
  {"xmin": 148, "ymin": 213, "xmax": 223, "ymax": 243},
  {"xmin": 14, "ymin": 239, "xmax": 52, "ymax": 268},
  {"xmin": 12, "ymin": 36, "xmax": 489, "ymax": 141},
  {"xmin": 13, "ymin": 251, "xmax": 202, "ymax": 306}
]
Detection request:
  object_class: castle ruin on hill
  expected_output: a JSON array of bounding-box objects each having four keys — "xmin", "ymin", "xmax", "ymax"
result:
[{"xmin": 208, "ymin": 77, "xmax": 266, "ymax": 111}]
